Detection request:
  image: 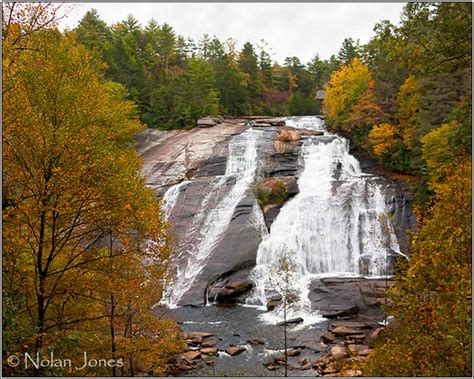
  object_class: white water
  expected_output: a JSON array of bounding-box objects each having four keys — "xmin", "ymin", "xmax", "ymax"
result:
[
  {"xmin": 162, "ymin": 180, "xmax": 190, "ymax": 218},
  {"xmin": 247, "ymin": 116, "xmax": 400, "ymax": 326},
  {"xmin": 164, "ymin": 128, "xmax": 261, "ymax": 306}
]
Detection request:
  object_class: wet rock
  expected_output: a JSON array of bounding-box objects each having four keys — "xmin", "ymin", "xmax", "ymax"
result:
[
  {"xmin": 287, "ymin": 349, "xmax": 301, "ymax": 356},
  {"xmin": 266, "ymin": 293, "xmax": 283, "ymax": 310},
  {"xmin": 201, "ymin": 338, "xmax": 219, "ymax": 348},
  {"xmin": 277, "ymin": 317, "xmax": 304, "ymax": 326},
  {"xmin": 321, "ymin": 304, "xmax": 360, "ymax": 318},
  {"xmin": 300, "ymin": 129, "xmax": 324, "ymax": 137},
  {"xmin": 207, "ymin": 275, "xmax": 254, "ymax": 303},
  {"xmin": 225, "ymin": 345, "xmax": 246, "ymax": 356},
  {"xmin": 273, "ymin": 140, "xmax": 300, "ymax": 155},
  {"xmin": 200, "ymin": 347, "xmax": 218, "ymax": 355},
  {"xmin": 320, "ymin": 330, "xmax": 336, "ymax": 343},
  {"xmin": 276, "ymin": 128, "xmax": 301, "ymax": 142},
  {"xmin": 248, "ymin": 338, "xmax": 265, "ymax": 346},
  {"xmin": 176, "ymin": 193, "xmax": 264, "ymax": 306},
  {"xmin": 303, "ymin": 342, "xmax": 321, "ymax": 351},
  {"xmin": 261, "ymin": 118, "xmax": 286, "ymax": 126},
  {"xmin": 330, "ymin": 320, "xmax": 372, "ymax": 329},
  {"xmin": 253, "ymin": 122, "xmax": 272, "ymax": 127},
  {"xmin": 184, "ymin": 331, "xmax": 213, "ymax": 342},
  {"xmin": 330, "ymin": 345, "xmax": 348, "ymax": 359},
  {"xmin": 182, "ymin": 351, "xmax": 201, "ymax": 362},
  {"xmin": 332, "ymin": 326, "xmax": 366, "ymax": 336}
]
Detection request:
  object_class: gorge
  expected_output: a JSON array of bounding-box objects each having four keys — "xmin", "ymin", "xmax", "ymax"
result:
[{"xmin": 137, "ymin": 116, "xmax": 415, "ymax": 375}]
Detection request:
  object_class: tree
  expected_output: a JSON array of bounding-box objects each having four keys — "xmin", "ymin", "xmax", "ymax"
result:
[
  {"xmin": 368, "ymin": 123, "xmax": 399, "ymax": 157},
  {"xmin": 363, "ymin": 161, "xmax": 472, "ymax": 376},
  {"xmin": 323, "ymin": 57, "xmax": 372, "ymax": 129},
  {"xmin": 268, "ymin": 246, "xmax": 298, "ymax": 377},
  {"xmin": 75, "ymin": 8, "xmax": 111, "ymax": 58},
  {"xmin": 3, "ymin": 18, "xmax": 181, "ymax": 375},
  {"xmin": 337, "ymin": 37, "xmax": 360, "ymax": 65}
]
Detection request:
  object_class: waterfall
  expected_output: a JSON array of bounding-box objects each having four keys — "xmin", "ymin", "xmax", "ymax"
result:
[
  {"xmin": 247, "ymin": 117, "xmax": 400, "ymax": 324},
  {"xmin": 164, "ymin": 128, "xmax": 262, "ymax": 306},
  {"xmin": 162, "ymin": 180, "xmax": 190, "ymax": 218}
]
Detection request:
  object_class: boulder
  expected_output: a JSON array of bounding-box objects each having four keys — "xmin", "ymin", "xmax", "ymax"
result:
[
  {"xmin": 266, "ymin": 293, "xmax": 283, "ymax": 310},
  {"xmin": 225, "ymin": 345, "xmax": 246, "ymax": 356},
  {"xmin": 330, "ymin": 321, "xmax": 372, "ymax": 329},
  {"xmin": 200, "ymin": 347, "xmax": 218, "ymax": 355},
  {"xmin": 321, "ymin": 304, "xmax": 360, "ymax": 318},
  {"xmin": 182, "ymin": 351, "xmax": 201, "ymax": 362},
  {"xmin": 330, "ymin": 345, "xmax": 348, "ymax": 359},
  {"xmin": 248, "ymin": 338, "xmax": 265, "ymax": 346},
  {"xmin": 186, "ymin": 331, "xmax": 213, "ymax": 339},
  {"xmin": 331, "ymin": 326, "xmax": 366, "ymax": 336},
  {"xmin": 322, "ymin": 364, "xmax": 339, "ymax": 374},
  {"xmin": 348, "ymin": 344, "xmax": 370, "ymax": 355},
  {"xmin": 303, "ymin": 342, "xmax": 321, "ymax": 352},
  {"xmin": 312, "ymin": 355, "xmax": 331, "ymax": 368},
  {"xmin": 273, "ymin": 140, "xmax": 300, "ymax": 155},
  {"xmin": 301, "ymin": 362, "xmax": 313, "ymax": 370},
  {"xmin": 276, "ymin": 128, "xmax": 301, "ymax": 142},
  {"xmin": 207, "ymin": 274, "xmax": 254, "ymax": 303},
  {"xmin": 201, "ymin": 338, "xmax": 219, "ymax": 348},
  {"xmin": 320, "ymin": 331, "xmax": 336, "ymax": 343},
  {"xmin": 197, "ymin": 116, "xmax": 222, "ymax": 128},
  {"xmin": 277, "ymin": 317, "xmax": 304, "ymax": 326},
  {"xmin": 287, "ymin": 349, "xmax": 301, "ymax": 356}
]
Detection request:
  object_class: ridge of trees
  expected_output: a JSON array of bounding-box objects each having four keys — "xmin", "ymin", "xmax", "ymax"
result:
[{"xmin": 73, "ymin": 9, "xmax": 348, "ymax": 129}]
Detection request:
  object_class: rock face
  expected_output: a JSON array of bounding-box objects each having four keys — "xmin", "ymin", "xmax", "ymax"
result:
[
  {"xmin": 137, "ymin": 121, "xmax": 245, "ymax": 195},
  {"xmin": 309, "ymin": 277, "xmax": 393, "ymax": 320},
  {"xmin": 138, "ymin": 117, "xmax": 413, "ymax": 310}
]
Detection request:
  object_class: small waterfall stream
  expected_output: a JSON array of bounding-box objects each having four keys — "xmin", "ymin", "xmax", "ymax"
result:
[
  {"xmin": 247, "ymin": 116, "xmax": 400, "ymax": 325},
  {"xmin": 163, "ymin": 128, "xmax": 263, "ymax": 306}
]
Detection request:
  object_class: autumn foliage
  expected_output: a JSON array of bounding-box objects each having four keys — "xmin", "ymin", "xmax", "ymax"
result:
[
  {"xmin": 2, "ymin": 4, "xmax": 183, "ymax": 376},
  {"xmin": 364, "ymin": 161, "xmax": 472, "ymax": 376}
]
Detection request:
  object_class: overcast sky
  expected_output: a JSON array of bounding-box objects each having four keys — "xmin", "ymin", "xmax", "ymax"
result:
[{"xmin": 60, "ymin": 3, "xmax": 406, "ymax": 64}]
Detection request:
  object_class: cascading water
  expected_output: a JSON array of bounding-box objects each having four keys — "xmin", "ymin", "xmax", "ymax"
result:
[
  {"xmin": 162, "ymin": 180, "xmax": 190, "ymax": 218},
  {"xmin": 164, "ymin": 128, "xmax": 262, "ymax": 306},
  {"xmin": 247, "ymin": 116, "xmax": 400, "ymax": 325}
]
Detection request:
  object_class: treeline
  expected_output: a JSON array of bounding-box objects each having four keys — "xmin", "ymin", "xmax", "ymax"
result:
[
  {"xmin": 322, "ymin": 3, "xmax": 471, "ymax": 202},
  {"xmin": 2, "ymin": 3, "xmax": 183, "ymax": 376},
  {"xmin": 73, "ymin": 9, "xmax": 354, "ymax": 128},
  {"xmin": 321, "ymin": 3, "xmax": 471, "ymax": 376}
]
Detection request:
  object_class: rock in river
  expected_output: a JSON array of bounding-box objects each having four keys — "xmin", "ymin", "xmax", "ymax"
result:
[{"xmin": 225, "ymin": 345, "xmax": 246, "ymax": 356}]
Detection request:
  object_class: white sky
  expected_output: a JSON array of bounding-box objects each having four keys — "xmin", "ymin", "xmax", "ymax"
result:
[{"xmin": 60, "ymin": 2, "xmax": 406, "ymax": 64}]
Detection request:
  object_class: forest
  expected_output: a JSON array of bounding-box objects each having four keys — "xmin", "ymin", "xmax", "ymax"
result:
[{"xmin": 2, "ymin": 2, "xmax": 472, "ymax": 377}]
